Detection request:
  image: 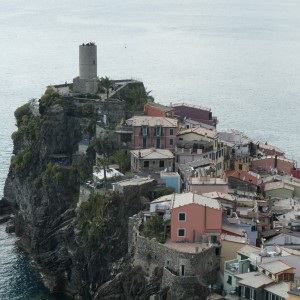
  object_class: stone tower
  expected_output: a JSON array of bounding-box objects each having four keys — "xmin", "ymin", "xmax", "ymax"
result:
[{"xmin": 73, "ymin": 42, "xmax": 98, "ymax": 94}]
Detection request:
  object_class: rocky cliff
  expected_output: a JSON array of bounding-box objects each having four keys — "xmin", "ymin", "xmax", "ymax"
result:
[
  {"xmin": 2, "ymin": 91, "xmax": 216, "ymax": 299},
  {"xmin": 1, "ymin": 91, "xmax": 167, "ymax": 299}
]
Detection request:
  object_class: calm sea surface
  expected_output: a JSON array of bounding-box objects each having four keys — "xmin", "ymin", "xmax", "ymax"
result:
[{"xmin": 1, "ymin": 0, "xmax": 300, "ymax": 298}]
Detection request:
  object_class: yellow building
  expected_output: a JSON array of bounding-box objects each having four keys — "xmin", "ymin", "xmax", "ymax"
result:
[{"xmin": 220, "ymin": 236, "xmax": 250, "ymax": 273}]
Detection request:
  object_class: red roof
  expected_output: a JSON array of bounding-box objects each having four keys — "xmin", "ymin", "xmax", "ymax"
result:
[{"xmin": 226, "ymin": 170, "xmax": 258, "ymax": 186}]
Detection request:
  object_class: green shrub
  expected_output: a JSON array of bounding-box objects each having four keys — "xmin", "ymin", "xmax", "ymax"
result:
[
  {"xmin": 39, "ymin": 87, "xmax": 62, "ymax": 115},
  {"xmin": 144, "ymin": 214, "xmax": 166, "ymax": 243},
  {"xmin": 43, "ymin": 162, "xmax": 64, "ymax": 182},
  {"xmin": 77, "ymin": 193, "xmax": 119, "ymax": 248},
  {"xmin": 11, "ymin": 150, "xmax": 32, "ymax": 173},
  {"xmin": 14, "ymin": 103, "xmax": 31, "ymax": 127}
]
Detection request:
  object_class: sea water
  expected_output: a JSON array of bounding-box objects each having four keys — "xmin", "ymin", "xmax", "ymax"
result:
[{"xmin": 1, "ymin": 0, "xmax": 300, "ymax": 298}]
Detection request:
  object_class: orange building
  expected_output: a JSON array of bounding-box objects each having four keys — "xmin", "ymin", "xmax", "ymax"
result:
[{"xmin": 144, "ymin": 102, "xmax": 174, "ymax": 118}]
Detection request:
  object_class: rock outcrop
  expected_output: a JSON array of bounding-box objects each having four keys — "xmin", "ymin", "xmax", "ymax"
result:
[
  {"xmin": 2, "ymin": 94, "xmax": 217, "ymax": 299},
  {"xmin": 2, "ymin": 96, "xmax": 158, "ymax": 299}
]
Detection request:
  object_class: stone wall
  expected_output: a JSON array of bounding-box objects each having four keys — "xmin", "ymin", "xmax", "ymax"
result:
[
  {"xmin": 98, "ymin": 99, "xmax": 125, "ymax": 127},
  {"xmin": 129, "ymin": 215, "xmax": 219, "ymax": 285},
  {"xmin": 115, "ymin": 179, "xmax": 156, "ymax": 196},
  {"xmin": 162, "ymin": 267, "xmax": 210, "ymax": 299}
]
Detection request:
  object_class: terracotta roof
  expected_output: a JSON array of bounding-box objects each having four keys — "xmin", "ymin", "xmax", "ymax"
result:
[
  {"xmin": 236, "ymin": 245, "xmax": 260, "ymax": 257},
  {"xmin": 150, "ymin": 192, "xmax": 222, "ymax": 210},
  {"xmin": 171, "ymin": 192, "xmax": 222, "ymax": 210},
  {"xmin": 131, "ymin": 148, "xmax": 174, "ymax": 160},
  {"xmin": 177, "ymin": 127, "xmax": 218, "ymax": 139},
  {"xmin": 203, "ymin": 192, "xmax": 236, "ymax": 202},
  {"xmin": 259, "ymin": 260, "xmax": 294, "ymax": 274},
  {"xmin": 126, "ymin": 116, "xmax": 178, "ymax": 127},
  {"xmin": 145, "ymin": 102, "xmax": 173, "ymax": 113},
  {"xmin": 236, "ymin": 272, "xmax": 273, "ymax": 288},
  {"xmin": 172, "ymin": 102, "xmax": 211, "ymax": 112},
  {"xmin": 226, "ymin": 170, "xmax": 258, "ymax": 186},
  {"xmin": 264, "ymin": 282, "xmax": 289, "ymax": 298}
]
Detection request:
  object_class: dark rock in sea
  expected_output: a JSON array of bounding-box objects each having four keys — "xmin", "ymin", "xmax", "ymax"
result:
[
  {"xmin": 0, "ymin": 214, "xmax": 11, "ymax": 224},
  {"xmin": 5, "ymin": 219, "xmax": 15, "ymax": 233},
  {"xmin": 0, "ymin": 198, "xmax": 12, "ymax": 215}
]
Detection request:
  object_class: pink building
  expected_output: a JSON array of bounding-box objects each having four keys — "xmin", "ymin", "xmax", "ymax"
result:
[
  {"xmin": 126, "ymin": 116, "xmax": 178, "ymax": 150},
  {"xmin": 170, "ymin": 192, "xmax": 222, "ymax": 243}
]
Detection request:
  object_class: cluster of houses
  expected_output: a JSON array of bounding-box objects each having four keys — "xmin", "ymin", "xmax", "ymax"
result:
[
  {"xmin": 51, "ymin": 44, "xmax": 300, "ymax": 299},
  {"xmin": 106, "ymin": 101, "xmax": 300, "ymax": 299}
]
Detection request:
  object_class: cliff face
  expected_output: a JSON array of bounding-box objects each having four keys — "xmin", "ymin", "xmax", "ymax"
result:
[
  {"xmin": 3, "ymin": 97, "xmax": 217, "ymax": 300},
  {"xmin": 2, "ymin": 99, "xmax": 157, "ymax": 299}
]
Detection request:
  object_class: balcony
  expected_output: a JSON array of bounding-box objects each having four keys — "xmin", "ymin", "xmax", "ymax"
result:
[
  {"xmin": 115, "ymin": 125, "xmax": 133, "ymax": 134},
  {"xmin": 225, "ymin": 260, "xmax": 240, "ymax": 274}
]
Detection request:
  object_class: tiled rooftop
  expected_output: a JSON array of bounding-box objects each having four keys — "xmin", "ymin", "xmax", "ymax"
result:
[
  {"xmin": 131, "ymin": 148, "xmax": 174, "ymax": 159},
  {"xmin": 177, "ymin": 127, "xmax": 218, "ymax": 139},
  {"xmin": 126, "ymin": 116, "xmax": 178, "ymax": 127},
  {"xmin": 265, "ymin": 282, "xmax": 289, "ymax": 298},
  {"xmin": 259, "ymin": 260, "xmax": 294, "ymax": 274},
  {"xmin": 236, "ymin": 272, "xmax": 273, "ymax": 288}
]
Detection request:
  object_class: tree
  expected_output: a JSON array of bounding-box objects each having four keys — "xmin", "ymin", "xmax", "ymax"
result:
[
  {"xmin": 14, "ymin": 102, "xmax": 31, "ymax": 127},
  {"xmin": 144, "ymin": 214, "xmax": 165, "ymax": 243},
  {"xmin": 112, "ymin": 150, "xmax": 131, "ymax": 173},
  {"xmin": 39, "ymin": 87, "xmax": 61, "ymax": 115},
  {"xmin": 116, "ymin": 85, "xmax": 153, "ymax": 111},
  {"xmin": 92, "ymin": 133, "xmax": 117, "ymax": 186},
  {"xmin": 99, "ymin": 76, "xmax": 112, "ymax": 99},
  {"xmin": 131, "ymin": 86, "xmax": 152, "ymax": 109}
]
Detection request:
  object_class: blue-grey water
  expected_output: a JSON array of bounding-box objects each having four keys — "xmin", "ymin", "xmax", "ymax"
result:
[{"xmin": 1, "ymin": 0, "xmax": 300, "ymax": 298}]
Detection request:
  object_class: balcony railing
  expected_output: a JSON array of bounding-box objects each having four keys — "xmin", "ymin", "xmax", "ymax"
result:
[{"xmin": 115, "ymin": 126, "xmax": 133, "ymax": 133}]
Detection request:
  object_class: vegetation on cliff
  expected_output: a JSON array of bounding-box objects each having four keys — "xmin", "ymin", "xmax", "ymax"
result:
[
  {"xmin": 144, "ymin": 214, "xmax": 166, "ymax": 243},
  {"xmin": 77, "ymin": 193, "xmax": 121, "ymax": 248},
  {"xmin": 114, "ymin": 84, "xmax": 153, "ymax": 112},
  {"xmin": 5, "ymin": 85, "xmax": 166, "ymax": 299},
  {"xmin": 39, "ymin": 87, "xmax": 62, "ymax": 115}
]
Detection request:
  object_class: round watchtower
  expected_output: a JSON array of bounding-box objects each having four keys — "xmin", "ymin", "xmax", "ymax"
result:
[{"xmin": 79, "ymin": 43, "xmax": 97, "ymax": 80}]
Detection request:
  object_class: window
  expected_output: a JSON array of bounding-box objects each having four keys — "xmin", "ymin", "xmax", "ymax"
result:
[
  {"xmin": 227, "ymin": 275, "xmax": 232, "ymax": 285},
  {"xmin": 210, "ymin": 235, "xmax": 217, "ymax": 243},
  {"xmin": 159, "ymin": 160, "xmax": 165, "ymax": 168},
  {"xmin": 156, "ymin": 138, "xmax": 161, "ymax": 148},
  {"xmin": 178, "ymin": 213, "xmax": 186, "ymax": 221},
  {"xmin": 155, "ymin": 126, "xmax": 162, "ymax": 136},
  {"xmin": 250, "ymin": 288, "xmax": 256, "ymax": 300},
  {"xmin": 144, "ymin": 161, "xmax": 149, "ymax": 168},
  {"xmin": 143, "ymin": 137, "xmax": 147, "ymax": 148},
  {"xmin": 170, "ymin": 128, "xmax": 174, "ymax": 136},
  {"xmin": 241, "ymin": 286, "xmax": 245, "ymax": 297},
  {"xmin": 170, "ymin": 138, "xmax": 174, "ymax": 146},
  {"xmin": 245, "ymin": 287, "xmax": 250, "ymax": 299},
  {"xmin": 141, "ymin": 126, "xmax": 149, "ymax": 136},
  {"xmin": 178, "ymin": 228, "xmax": 185, "ymax": 237}
]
